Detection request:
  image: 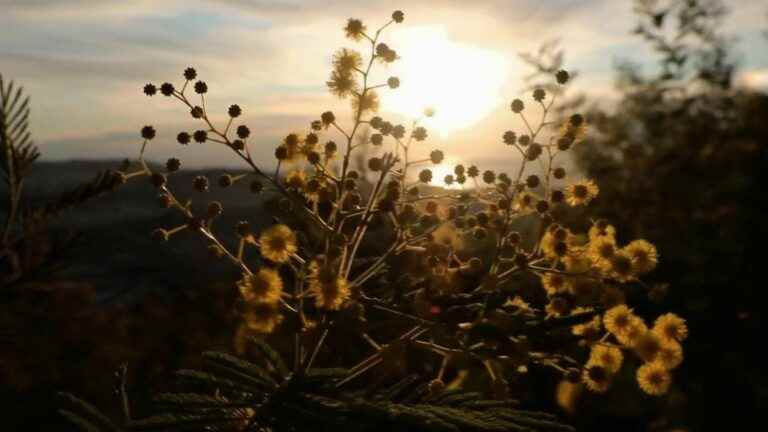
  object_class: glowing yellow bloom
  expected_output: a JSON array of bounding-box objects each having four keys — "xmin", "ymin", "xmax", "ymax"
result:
[
  {"xmin": 514, "ymin": 191, "xmax": 538, "ymax": 213},
  {"xmin": 237, "ymin": 268, "xmax": 283, "ymax": 305},
  {"xmin": 565, "ymin": 179, "xmax": 599, "ymax": 206},
  {"xmin": 332, "ymin": 48, "xmax": 363, "ymax": 74},
  {"xmin": 633, "ymin": 331, "xmax": 663, "ymax": 363},
  {"xmin": 625, "ymin": 239, "xmax": 658, "ymax": 274},
  {"xmin": 589, "ymin": 344, "xmax": 624, "ymax": 373},
  {"xmin": 352, "ymin": 90, "xmax": 380, "ymax": 114},
  {"xmin": 555, "ymin": 380, "xmax": 582, "ymax": 415},
  {"xmin": 541, "ymin": 272, "xmax": 571, "ymax": 296},
  {"xmin": 572, "ymin": 315, "xmax": 601, "ymax": 340},
  {"xmin": 243, "ymin": 302, "xmax": 283, "ymax": 334},
  {"xmin": 652, "ymin": 313, "xmax": 688, "ymax": 342},
  {"xmin": 603, "ymin": 305, "xmax": 635, "ymax": 335},
  {"xmin": 582, "ymin": 363, "xmax": 612, "ymax": 393},
  {"xmin": 588, "ymin": 236, "xmax": 616, "ymax": 270},
  {"xmin": 308, "ymin": 261, "xmax": 351, "ymax": 310},
  {"xmin": 563, "ymin": 253, "xmax": 592, "ymax": 274},
  {"xmin": 285, "ymin": 170, "xmax": 307, "ymax": 190},
  {"xmin": 615, "ymin": 317, "xmax": 648, "ymax": 347},
  {"xmin": 588, "ymin": 222, "xmax": 616, "ymax": 242},
  {"xmin": 656, "ymin": 340, "xmax": 684, "ymax": 370},
  {"xmin": 637, "ymin": 362, "xmax": 672, "ymax": 396},
  {"xmin": 259, "ymin": 224, "xmax": 298, "ymax": 264},
  {"xmin": 608, "ymin": 250, "xmax": 636, "ymax": 282}
]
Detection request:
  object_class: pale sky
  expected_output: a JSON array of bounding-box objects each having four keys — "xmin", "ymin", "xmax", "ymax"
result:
[{"xmin": 1, "ymin": 0, "xmax": 766, "ymax": 172}]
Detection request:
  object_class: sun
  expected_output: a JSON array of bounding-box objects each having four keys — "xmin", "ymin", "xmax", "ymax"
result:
[{"xmin": 381, "ymin": 26, "xmax": 509, "ymax": 136}]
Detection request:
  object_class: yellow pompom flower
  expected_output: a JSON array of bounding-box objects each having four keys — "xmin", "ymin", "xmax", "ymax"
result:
[
  {"xmin": 608, "ymin": 250, "xmax": 636, "ymax": 282},
  {"xmin": 582, "ymin": 363, "xmax": 612, "ymax": 393},
  {"xmin": 625, "ymin": 239, "xmax": 659, "ymax": 274},
  {"xmin": 588, "ymin": 222, "xmax": 616, "ymax": 242},
  {"xmin": 243, "ymin": 302, "xmax": 283, "ymax": 334},
  {"xmin": 633, "ymin": 331, "xmax": 663, "ymax": 363},
  {"xmin": 541, "ymin": 272, "xmax": 571, "ymax": 296},
  {"xmin": 603, "ymin": 305, "xmax": 635, "ymax": 335},
  {"xmin": 572, "ymin": 315, "xmax": 601, "ymax": 340},
  {"xmin": 656, "ymin": 340, "xmax": 684, "ymax": 370},
  {"xmin": 588, "ymin": 236, "xmax": 617, "ymax": 270},
  {"xmin": 259, "ymin": 224, "xmax": 298, "ymax": 264},
  {"xmin": 308, "ymin": 260, "xmax": 351, "ymax": 310},
  {"xmin": 589, "ymin": 344, "xmax": 624, "ymax": 373},
  {"xmin": 237, "ymin": 268, "xmax": 283, "ymax": 305},
  {"xmin": 565, "ymin": 179, "xmax": 599, "ymax": 206},
  {"xmin": 637, "ymin": 362, "xmax": 672, "ymax": 396},
  {"xmin": 652, "ymin": 313, "xmax": 688, "ymax": 342},
  {"xmin": 615, "ymin": 317, "xmax": 648, "ymax": 347}
]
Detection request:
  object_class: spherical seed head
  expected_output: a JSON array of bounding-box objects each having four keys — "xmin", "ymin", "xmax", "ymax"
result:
[
  {"xmin": 444, "ymin": 174, "xmax": 454, "ymax": 185},
  {"xmin": 557, "ymin": 136, "xmax": 573, "ymax": 151},
  {"xmin": 184, "ymin": 67, "xmax": 197, "ymax": 80},
  {"xmin": 454, "ymin": 164, "xmax": 465, "ymax": 176},
  {"xmin": 305, "ymin": 132, "xmax": 319, "ymax": 146},
  {"xmin": 218, "ymin": 174, "xmax": 233, "ymax": 188},
  {"xmin": 387, "ymin": 76, "xmax": 400, "ymax": 89},
  {"xmin": 553, "ymin": 167, "xmax": 566, "ymax": 179},
  {"xmin": 307, "ymin": 151, "xmax": 321, "ymax": 165},
  {"xmin": 511, "ymin": 98, "xmax": 525, "ymax": 113},
  {"xmin": 160, "ymin": 82, "xmax": 174, "ymax": 96},
  {"xmin": 536, "ymin": 200, "xmax": 550, "ymax": 214},
  {"xmin": 526, "ymin": 175, "xmax": 540, "ymax": 188},
  {"xmin": 344, "ymin": 178, "xmax": 357, "ymax": 191},
  {"xmin": 324, "ymin": 141, "xmax": 337, "ymax": 154},
  {"xmin": 419, "ymin": 169, "xmax": 433, "ymax": 183},
  {"xmin": 228, "ymin": 104, "xmax": 242, "ymax": 118},
  {"xmin": 379, "ymin": 121, "xmax": 393, "ymax": 135},
  {"xmin": 368, "ymin": 157, "xmax": 383, "ymax": 172},
  {"xmin": 250, "ymin": 180, "xmax": 263, "ymax": 194},
  {"xmin": 344, "ymin": 18, "xmax": 366, "ymax": 41},
  {"xmin": 141, "ymin": 125, "xmax": 156, "ymax": 140},
  {"xmin": 321, "ymin": 111, "xmax": 335, "ymax": 125},
  {"xmin": 274, "ymin": 145, "xmax": 288, "ymax": 160},
  {"xmin": 533, "ymin": 88, "xmax": 546, "ymax": 102},
  {"xmin": 430, "ymin": 150, "xmax": 444, "ymax": 164},
  {"xmin": 556, "ymin": 69, "xmax": 570, "ymax": 85},
  {"xmin": 526, "ymin": 143, "xmax": 543, "ymax": 161},
  {"xmin": 347, "ymin": 170, "xmax": 359, "ymax": 180},
  {"xmin": 207, "ymin": 201, "xmax": 223, "ymax": 218},
  {"xmin": 185, "ymin": 107, "xmax": 203, "ymax": 121},
  {"xmin": 193, "ymin": 130, "xmax": 207, "ymax": 143},
  {"xmin": 412, "ymin": 126, "xmax": 428, "ymax": 141},
  {"xmin": 151, "ymin": 228, "xmax": 170, "ymax": 243},
  {"xmin": 392, "ymin": 10, "xmax": 405, "ymax": 23},
  {"xmin": 518, "ymin": 134, "xmax": 531, "ymax": 146},
  {"xmin": 370, "ymin": 133, "xmax": 384, "ymax": 146},
  {"xmin": 149, "ymin": 172, "xmax": 166, "ymax": 188},
  {"xmin": 467, "ymin": 165, "xmax": 479, "ymax": 178},
  {"xmin": 231, "ymin": 139, "xmax": 245, "ymax": 151},
  {"xmin": 369, "ymin": 116, "xmax": 383, "ymax": 129},
  {"xmin": 194, "ymin": 80, "xmax": 208, "ymax": 94},
  {"xmin": 143, "ymin": 83, "xmax": 157, "ymax": 96},
  {"xmin": 177, "ymin": 131, "xmax": 191, "ymax": 145},
  {"xmin": 392, "ymin": 124, "xmax": 406, "ymax": 139},
  {"xmin": 482, "ymin": 170, "xmax": 496, "ymax": 184},
  {"xmin": 503, "ymin": 130, "xmax": 517, "ymax": 145},
  {"xmin": 166, "ymin": 157, "xmax": 181, "ymax": 172},
  {"xmin": 570, "ymin": 113, "xmax": 584, "ymax": 127},
  {"xmin": 193, "ymin": 175, "xmax": 209, "ymax": 192}
]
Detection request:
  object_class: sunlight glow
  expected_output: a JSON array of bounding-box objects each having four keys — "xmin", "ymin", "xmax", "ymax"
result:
[{"xmin": 382, "ymin": 26, "xmax": 509, "ymax": 136}]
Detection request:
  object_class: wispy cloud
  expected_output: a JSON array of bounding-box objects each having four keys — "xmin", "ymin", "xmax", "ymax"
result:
[{"xmin": 1, "ymin": 0, "xmax": 766, "ymax": 168}]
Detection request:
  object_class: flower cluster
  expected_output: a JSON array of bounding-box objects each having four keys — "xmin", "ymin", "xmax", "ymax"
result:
[{"xmin": 117, "ymin": 10, "xmax": 686, "ymax": 409}]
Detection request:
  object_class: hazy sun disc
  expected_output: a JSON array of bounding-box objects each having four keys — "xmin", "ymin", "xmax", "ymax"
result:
[{"xmin": 382, "ymin": 26, "xmax": 509, "ymax": 136}]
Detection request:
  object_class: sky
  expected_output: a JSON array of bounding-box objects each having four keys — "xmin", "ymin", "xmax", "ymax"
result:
[{"xmin": 1, "ymin": 0, "xmax": 766, "ymax": 173}]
